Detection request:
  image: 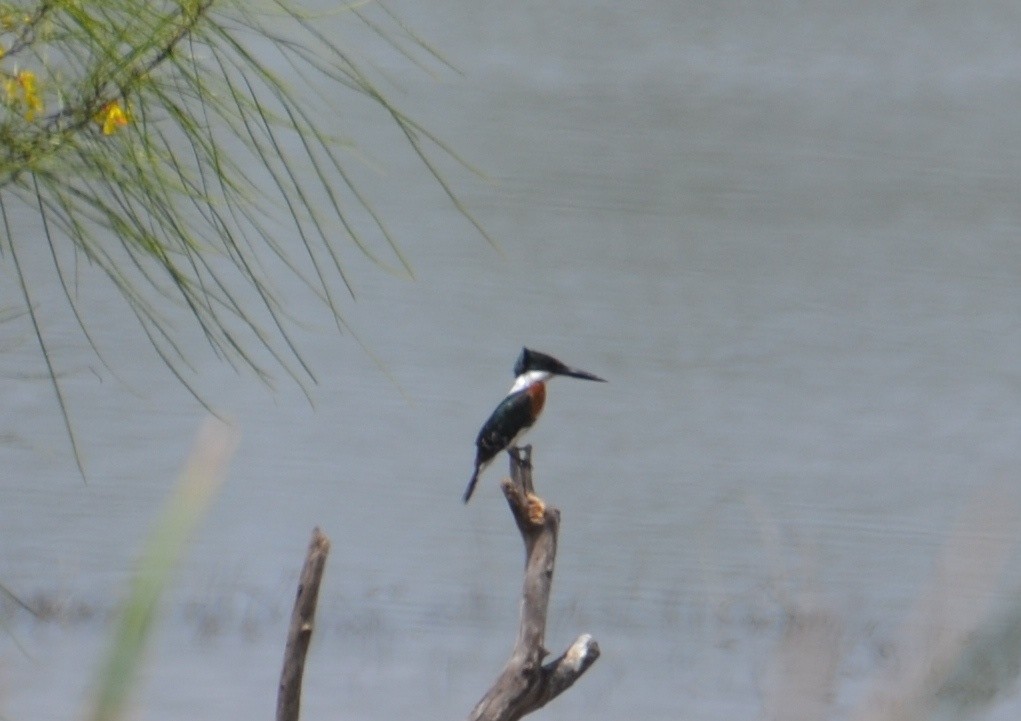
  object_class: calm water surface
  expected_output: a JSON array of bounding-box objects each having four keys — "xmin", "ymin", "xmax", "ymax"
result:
[{"xmin": 4, "ymin": 2, "xmax": 1021, "ymax": 719}]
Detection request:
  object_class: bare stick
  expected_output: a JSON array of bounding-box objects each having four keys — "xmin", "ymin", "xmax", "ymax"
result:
[
  {"xmin": 468, "ymin": 446, "xmax": 600, "ymax": 721},
  {"xmin": 277, "ymin": 527, "xmax": 332, "ymax": 721}
]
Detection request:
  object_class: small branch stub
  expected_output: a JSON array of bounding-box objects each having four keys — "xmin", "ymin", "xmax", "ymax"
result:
[
  {"xmin": 467, "ymin": 447, "xmax": 600, "ymax": 721},
  {"xmin": 277, "ymin": 527, "xmax": 331, "ymax": 721}
]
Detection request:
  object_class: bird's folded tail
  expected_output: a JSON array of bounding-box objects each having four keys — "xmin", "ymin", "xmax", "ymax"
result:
[{"xmin": 462, "ymin": 466, "xmax": 481, "ymax": 504}]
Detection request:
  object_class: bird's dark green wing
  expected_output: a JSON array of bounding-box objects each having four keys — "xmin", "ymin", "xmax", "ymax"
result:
[{"xmin": 475, "ymin": 390, "xmax": 534, "ymax": 465}]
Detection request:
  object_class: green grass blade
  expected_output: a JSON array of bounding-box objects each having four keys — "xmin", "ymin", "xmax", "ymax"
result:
[{"xmin": 87, "ymin": 419, "xmax": 238, "ymax": 721}]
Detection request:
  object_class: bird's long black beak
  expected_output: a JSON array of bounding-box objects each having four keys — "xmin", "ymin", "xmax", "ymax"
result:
[{"xmin": 560, "ymin": 366, "xmax": 607, "ymax": 382}]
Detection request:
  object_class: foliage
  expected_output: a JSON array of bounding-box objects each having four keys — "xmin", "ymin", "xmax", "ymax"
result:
[{"xmin": 0, "ymin": 0, "xmax": 486, "ymax": 475}]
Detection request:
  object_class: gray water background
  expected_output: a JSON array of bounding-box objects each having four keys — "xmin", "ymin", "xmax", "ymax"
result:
[{"xmin": 4, "ymin": 1, "xmax": 1021, "ymax": 719}]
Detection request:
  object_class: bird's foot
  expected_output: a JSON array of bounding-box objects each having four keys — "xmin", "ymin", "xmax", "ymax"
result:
[{"xmin": 525, "ymin": 492, "xmax": 546, "ymax": 525}]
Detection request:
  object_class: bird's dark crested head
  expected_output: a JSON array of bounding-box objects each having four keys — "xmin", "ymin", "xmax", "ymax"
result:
[
  {"xmin": 514, "ymin": 347, "xmax": 550, "ymax": 376},
  {"xmin": 513, "ymin": 347, "xmax": 607, "ymax": 383}
]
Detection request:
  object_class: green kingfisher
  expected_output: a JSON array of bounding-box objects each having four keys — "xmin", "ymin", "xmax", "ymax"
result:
[{"xmin": 462, "ymin": 347, "xmax": 606, "ymax": 503}]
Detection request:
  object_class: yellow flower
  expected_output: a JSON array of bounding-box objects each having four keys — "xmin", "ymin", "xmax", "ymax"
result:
[
  {"xmin": 3, "ymin": 70, "xmax": 43, "ymax": 120},
  {"xmin": 95, "ymin": 100, "xmax": 130, "ymax": 135},
  {"xmin": 18, "ymin": 70, "xmax": 42, "ymax": 120}
]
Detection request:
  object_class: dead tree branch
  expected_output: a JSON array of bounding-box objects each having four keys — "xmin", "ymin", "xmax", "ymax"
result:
[
  {"xmin": 468, "ymin": 446, "xmax": 600, "ymax": 721},
  {"xmin": 277, "ymin": 527, "xmax": 331, "ymax": 721}
]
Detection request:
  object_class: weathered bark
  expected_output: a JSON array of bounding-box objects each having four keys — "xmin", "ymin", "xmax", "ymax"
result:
[
  {"xmin": 277, "ymin": 527, "xmax": 331, "ymax": 721},
  {"xmin": 467, "ymin": 446, "xmax": 601, "ymax": 721}
]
